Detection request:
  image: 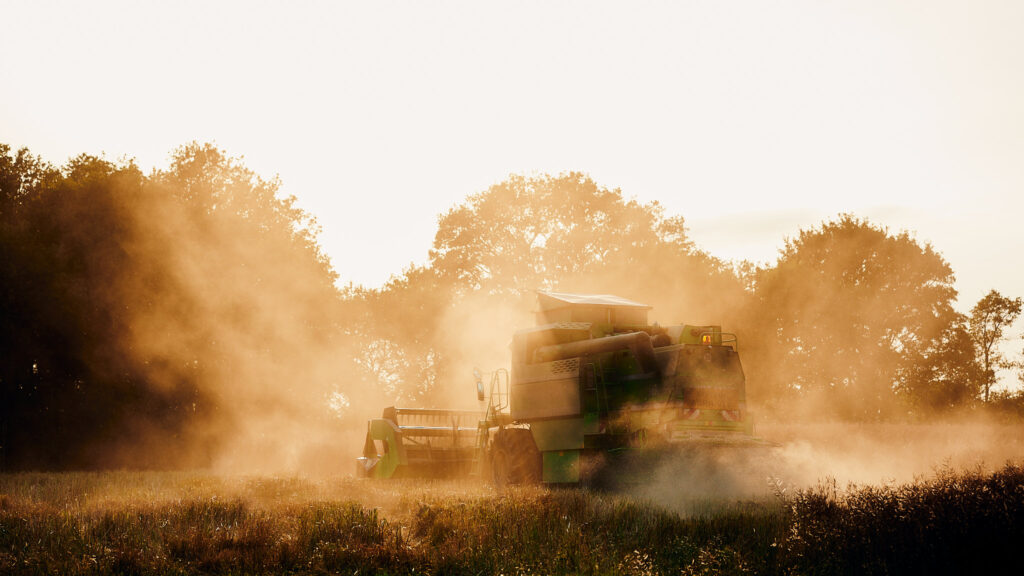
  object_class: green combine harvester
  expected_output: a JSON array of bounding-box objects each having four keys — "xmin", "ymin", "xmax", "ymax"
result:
[{"xmin": 357, "ymin": 291, "xmax": 755, "ymax": 485}]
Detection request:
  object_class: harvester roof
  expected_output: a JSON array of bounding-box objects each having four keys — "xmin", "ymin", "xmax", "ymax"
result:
[
  {"xmin": 535, "ymin": 291, "xmax": 651, "ymax": 327},
  {"xmin": 536, "ymin": 291, "xmax": 651, "ymax": 309}
]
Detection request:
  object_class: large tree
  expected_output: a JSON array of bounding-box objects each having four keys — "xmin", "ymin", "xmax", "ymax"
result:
[
  {"xmin": 0, "ymin": 143, "xmax": 346, "ymax": 470},
  {"xmin": 748, "ymin": 215, "xmax": 959, "ymax": 419},
  {"xmin": 967, "ymin": 290, "xmax": 1023, "ymax": 402},
  {"xmin": 429, "ymin": 172, "xmax": 661, "ymax": 295},
  {"xmin": 429, "ymin": 172, "xmax": 744, "ymax": 317},
  {"xmin": 0, "ymin": 150, "xmax": 164, "ymax": 469}
]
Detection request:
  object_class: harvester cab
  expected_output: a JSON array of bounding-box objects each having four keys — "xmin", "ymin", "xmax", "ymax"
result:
[{"xmin": 358, "ymin": 291, "xmax": 755, "ymax": 486}]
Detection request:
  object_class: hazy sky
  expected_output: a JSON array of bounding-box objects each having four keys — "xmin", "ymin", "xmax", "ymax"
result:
[{"xmin": 3, "ymin": 0, "xmax": 1023, "ymax": 311}]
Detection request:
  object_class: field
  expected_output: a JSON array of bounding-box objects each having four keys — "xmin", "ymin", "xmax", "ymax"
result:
[{"xmin": 2, "ymin": 461, "xmax": 1024, "ymax": 576}]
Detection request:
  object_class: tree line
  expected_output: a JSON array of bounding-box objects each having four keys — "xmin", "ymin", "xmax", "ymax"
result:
[{"xmin": 1, "ymin": 143, "xmax": 1022, "ymax": 470}]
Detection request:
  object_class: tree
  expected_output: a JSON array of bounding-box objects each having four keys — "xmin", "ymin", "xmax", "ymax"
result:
[
  {"xmin": 897, "ymin": 316, "xmax": 984, "ymax": 412},
  {"xmin": 429, "ymin": 172, "xmax": 650, "ymax": 295},
  {"xmin": 0, "ymin": 142, "xmax": 346, "ymax": 470},
  {"xmin": 131, "ymin": 142, "xmax": 348, "ymax": 470},
  {"xmin": 429, "ymin": 171, "xmax": 745, "ymax": 318},
  {"xmin": 749, "ymin": 215, "xmax": 958, "ymax": 419},
  {"xmin": 340, "ymin": 265, "xmax": 453, "ymax": 406},
  {"xmin": 0, "ymin": 150, "xmax": 170, "ymax": 469},
  {"xmin": 967, "ymin": 290, "xmax": 1023, "ymax": 402},
  {"xmin": 0, "ymin": 145, "xmax": 59, "ymax": 470}
]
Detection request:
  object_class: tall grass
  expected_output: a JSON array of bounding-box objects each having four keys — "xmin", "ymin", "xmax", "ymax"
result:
[
  {"xmin": 782, "ymin": 463, "xmax": 1024, "ymax": 576},
  {"xmin": 1, "ymin": 465, "xmax": 1022, "ymax": 575}
]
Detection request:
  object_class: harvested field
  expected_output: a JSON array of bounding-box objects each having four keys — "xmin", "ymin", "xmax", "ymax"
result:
[{"xmin": 2, "ymin": 464, "xmax": 1023, "ymax": 575}]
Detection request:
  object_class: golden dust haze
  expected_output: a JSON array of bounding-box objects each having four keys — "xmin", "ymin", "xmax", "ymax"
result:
[
  {"xmin": 111, "ymin": 148, "xmax": 358, "ymax": 474},
  {"xmin": 123, "ymin": 184, "xmax": 346, "ymax": 474},
  {"xmin": 2, "ymin": 2, "xmax": 1024, "ymax": 504},
  {"xmin": 3, "ymin": 141, "xmax": 1024, "ymax": 510}
]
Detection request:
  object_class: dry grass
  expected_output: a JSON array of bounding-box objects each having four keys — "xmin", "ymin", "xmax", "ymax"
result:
[
  {"xmin": 782, "ymin": 463, "xmax": 1024, "ymax": 576},
  {"xmin": 1, "ymin": 465, "xmax": 1022, "ymax": 575},
  {"xmin": 0, "ymin": 472, "xmax": 781, "ymax": 575}
]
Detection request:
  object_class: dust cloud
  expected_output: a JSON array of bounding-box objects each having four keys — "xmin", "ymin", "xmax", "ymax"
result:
[
  {"xmin": 431, "ymin": 292, "xmax": 533, "ymax": 411},
  {"xmin": 761, "ymin": 420, "xmax": 1024, "ymax": 487},
  {"xmin": 84, "ymin": 150, "xmax": 370, "ymax": 475},
  {"xmin": 66, "ymin": 157, "xmax": 1021, "ymax": 491},
  {"xmin": 630, "ymin": 419, "xmax": 1024, "ymax": 514}
]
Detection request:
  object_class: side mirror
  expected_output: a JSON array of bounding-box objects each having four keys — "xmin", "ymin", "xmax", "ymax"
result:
[{"xmin": 474, "ymin": 368, "xmax": 485, "ymax": 401}]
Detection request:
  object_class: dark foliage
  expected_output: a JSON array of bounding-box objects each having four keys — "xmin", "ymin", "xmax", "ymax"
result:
[
  {"xmin": 783, "ymin": 463, "xmax": 1024, "ymax": 576},
  {"xmin": 0, "ymin": 144, "xmax": 340, "ymax": 471}
]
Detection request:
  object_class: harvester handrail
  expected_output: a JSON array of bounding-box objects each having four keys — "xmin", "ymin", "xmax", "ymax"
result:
[
  {"xmin": 487, "ymin": 368, "xmax": 510, "ymax": 416},
  {"xmin": 398, "ymin": 424, "xmax": 480, "ymax": 431},
  {"xmin": 698, "ymin": 331, "xmax": 739, "ymax": 351},
  {"xmin": 392, "ymin": 408, "xmax": 482, "ymax": 418},
  {"xmin": 395, "ymin": 425, "xmax": 479, "ymax": 434}
]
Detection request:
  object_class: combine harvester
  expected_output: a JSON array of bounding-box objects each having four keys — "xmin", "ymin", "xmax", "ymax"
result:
[{"xmin": 357, "ymin": 291, "xmax": 757, "ymax": 485}]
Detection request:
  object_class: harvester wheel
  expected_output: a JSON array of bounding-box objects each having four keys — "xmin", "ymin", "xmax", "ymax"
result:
[
  {"xmin": 490, "ymin": 428, "xmax": 541, "ymax": 486},
  {"xmin": 491, "ymin": 447, "xmax": 512, "ymax": 488}
]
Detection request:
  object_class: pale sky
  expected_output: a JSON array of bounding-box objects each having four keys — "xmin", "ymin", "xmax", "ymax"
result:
[{"xmin": 3, "ymin": 0, "xmax": 1023, "ymax": 315}]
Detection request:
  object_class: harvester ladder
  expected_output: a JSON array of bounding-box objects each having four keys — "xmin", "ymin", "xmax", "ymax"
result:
[{"xmin": 471, "ymin": 368, "xmax": 509, "ymax": 477}]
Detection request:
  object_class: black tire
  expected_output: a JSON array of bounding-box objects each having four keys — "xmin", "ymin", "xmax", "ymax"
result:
[
  {"xmin": 491, "ymin": 446, "xmax": 512, "ymax": 488},
  {"xmin": 491, "ymin": 428, "xmax": 541, "ymax": 486}
]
